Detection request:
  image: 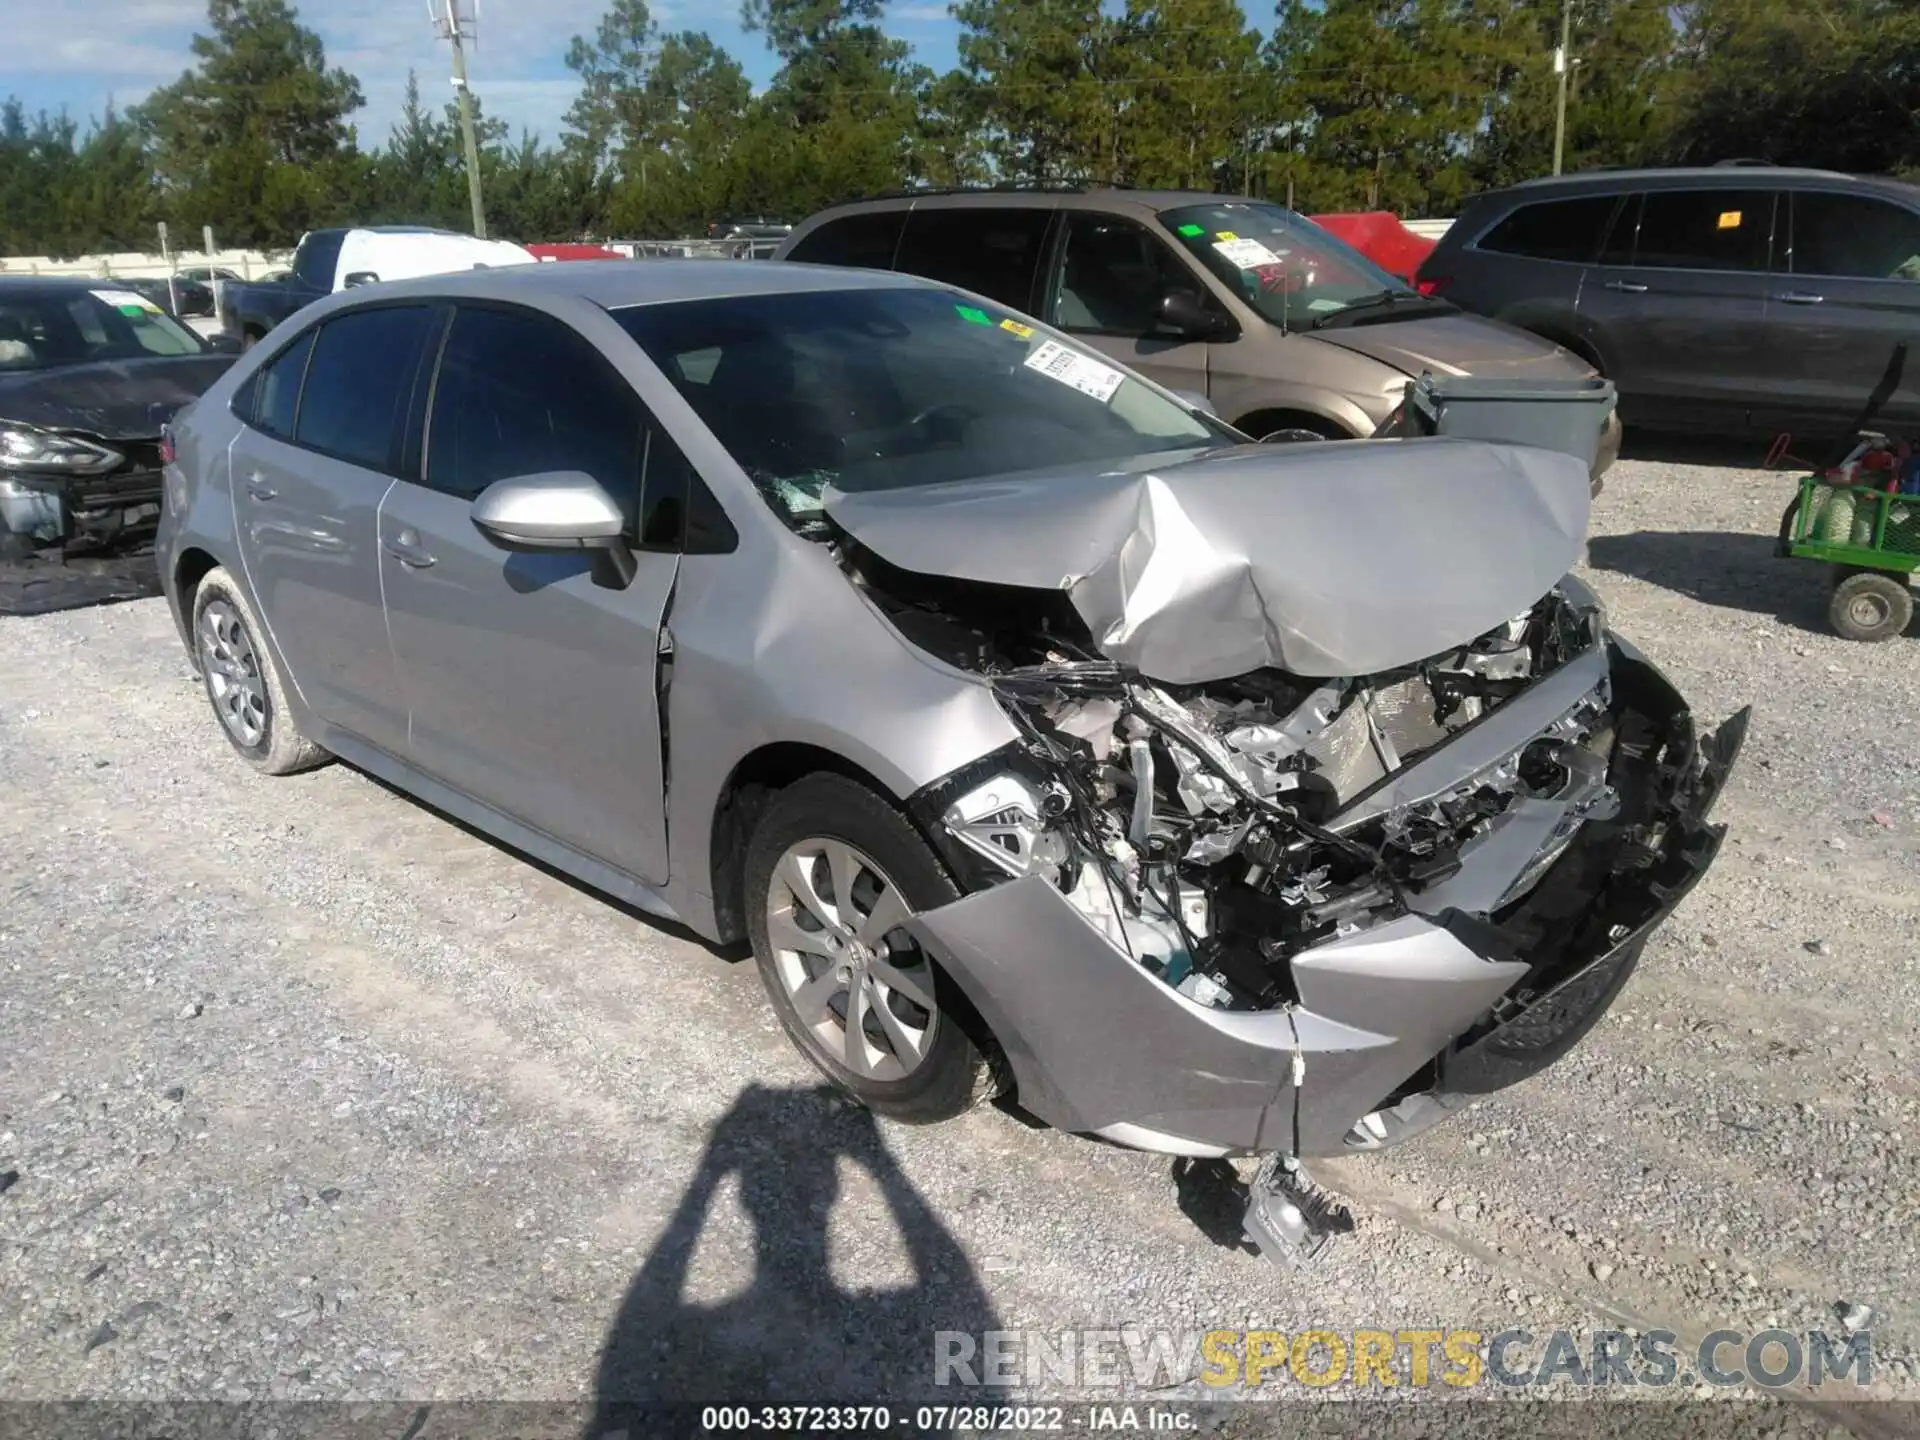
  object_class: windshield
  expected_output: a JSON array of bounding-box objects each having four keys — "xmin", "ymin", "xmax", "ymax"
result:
[
  {"xmin": 0, "ymin": 288, "xmax": 207, "ymax": 372},
  {"xmin": 1161, "ymin": 201, "xmax": 1446, "ymax": 331},
  {"xmin": 614, "ymin": 286, "xmax": 1232, "ymax": 529}
]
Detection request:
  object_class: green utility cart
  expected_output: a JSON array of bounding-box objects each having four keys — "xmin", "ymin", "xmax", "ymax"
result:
[{"xmin": 1778, "ymin": 466, "xmax": 1920, "ymax": 641}]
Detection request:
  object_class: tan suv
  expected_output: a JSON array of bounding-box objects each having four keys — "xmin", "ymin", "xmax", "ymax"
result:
[{"xmin": 777, "ymin": 187, "xmax": 1621, "ymax": 481}]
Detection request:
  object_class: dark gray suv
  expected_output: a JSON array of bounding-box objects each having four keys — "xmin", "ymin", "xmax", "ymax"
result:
[{"xmin": 1419, "ymin": 166, "xmax": 1920, "ymax": 437}]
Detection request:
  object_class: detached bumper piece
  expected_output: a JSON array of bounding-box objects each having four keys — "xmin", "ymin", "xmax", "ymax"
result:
[{"xmin": 1242, "ymin": 1155, "xmax": 1354, "ymax": 1269}]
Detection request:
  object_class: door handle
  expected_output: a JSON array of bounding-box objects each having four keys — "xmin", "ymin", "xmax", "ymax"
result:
[
  {"xmin": 1603, "ymin": 279, "xmax": 1649, "ymax": 294},
  {"xmin": 383, "ymin": 529, "xmax": 436, "ymax": 568},
  {"xmin": 1772, "ymin": 291, "xmax": 1826, "ymax": 305},
  {"xmin": 243, "ymin": 472, "xmax": 277, "ymax": 502}
]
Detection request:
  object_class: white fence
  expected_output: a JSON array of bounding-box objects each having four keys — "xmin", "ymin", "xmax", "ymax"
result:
[{"xmin": 0, "ymin": 249, "xmax": 288, "ymax": 281}]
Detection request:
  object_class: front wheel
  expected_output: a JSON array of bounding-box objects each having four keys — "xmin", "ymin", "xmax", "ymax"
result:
[
  {"xmin": 745, "ymin": 774, "xmax": 992, "ymax": 1123},
  {"xmin": 1829, "ymin": 570, "xmax": 1913, "ymax": 642}
]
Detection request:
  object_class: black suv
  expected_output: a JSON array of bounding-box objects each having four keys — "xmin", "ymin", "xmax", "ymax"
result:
[{"xmin": 1418, "ymin": 167, "xmax": 1920, "ymax": 437}]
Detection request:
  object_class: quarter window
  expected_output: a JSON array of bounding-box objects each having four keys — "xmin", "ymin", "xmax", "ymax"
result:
[
  {"xmin": 250, "ymin": 328, "xmax": 316, "ymax": 441},
  {"xmin": 1477, "ymin": 195, "xmax": 1621, "ymax": 263},
  {"xmin": 293, "ymin": 305, "xmax": 435, "ymax": 471},
  {"xmin": 1791, "ymin": 192, "xmax": 1920, "ymax": 280}
]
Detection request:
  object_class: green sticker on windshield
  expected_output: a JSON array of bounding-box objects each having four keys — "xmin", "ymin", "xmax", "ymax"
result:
[
  {"xmin": 116, "ymin": 304, "xmax": 149, "ymax": 316},
  {"xmin": 954, "ymin": 304, "xmax": 993, "ymax": 326},
  {"xmin": 1176, "ymin": 223, "xmax": 1206, "ymax": 237}
]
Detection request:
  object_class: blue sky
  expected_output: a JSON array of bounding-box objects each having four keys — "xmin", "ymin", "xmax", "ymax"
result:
[{"xmin": 0, "ymin": 0, "xmax": 968, "ymax": 148}]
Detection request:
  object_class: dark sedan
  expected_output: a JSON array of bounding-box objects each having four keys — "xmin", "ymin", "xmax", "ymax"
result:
[{"xmin": 0, "ymin": 277, "xmax": 235, "ymax": 558}]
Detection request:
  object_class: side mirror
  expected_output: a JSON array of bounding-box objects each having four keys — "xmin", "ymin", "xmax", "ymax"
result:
[
  {"xmin": 471, "ymin": 470, "xmax": 636, "ymax": 587},
  {"xmin": 342, "ymin": 271, "xmax": 380, "ymax": 288},
  {"xmin": 205, "ymin": 332, "xmax": 243, "ymax": 355},
  {"xmin": 1157, "ymin": 289, "xmax": 1227, "ymax": 340}
]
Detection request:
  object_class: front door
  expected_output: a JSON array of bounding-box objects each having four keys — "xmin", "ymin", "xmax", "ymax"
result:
[
  {"xmin": 1760, "ymin": 188, "xmax": 1920, "ymax": 433},
  {"xmin": 1575, "ymin": 188, "xmax": 1780, "ymax": 428},
  {"xmin": 230, "ymin": 307, "xmax": 431, "ymax": 754},
  {"xmin": 377, "ymin": 302, "xmax": 678, "ymax": 885},
  {"xmin": 1041, "ymin": 210, "xmax": 1217, "ymax": 399}
]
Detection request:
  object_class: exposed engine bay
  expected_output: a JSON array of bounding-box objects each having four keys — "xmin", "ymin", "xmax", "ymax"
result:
[{"xmin": 845, "ymin": 534, "xmax": 1617, "ymax": 1015}]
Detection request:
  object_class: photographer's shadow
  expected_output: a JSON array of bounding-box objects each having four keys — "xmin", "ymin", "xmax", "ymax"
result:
[{"xmin": 590, "ymin": 1083, "xmax": 1000, "ymax": 1422}]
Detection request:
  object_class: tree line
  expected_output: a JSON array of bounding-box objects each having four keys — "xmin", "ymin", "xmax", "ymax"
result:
[{"xmin": 3, "ymin": 0, "xmax": 1917, "ymax": 257}]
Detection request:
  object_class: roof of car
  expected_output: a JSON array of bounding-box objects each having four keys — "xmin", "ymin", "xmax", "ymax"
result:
[
  {"xmin": 323, "ymin": 258, "xmax": 930, "ymax": 310},
  {"xmin": 1501, "ymin": 166, "xmax": 1920, "ymax": 202},
  {"xmin": 0, "ymin": 275, "xmax": 136, "ymax": 296},
  {"xmin": 814, "ymin": 186, "xmax": 1264, "ymax": 214}
]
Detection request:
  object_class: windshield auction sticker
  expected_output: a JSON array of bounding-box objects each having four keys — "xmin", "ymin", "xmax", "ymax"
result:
[
  {"xmin": 90, "ymin": 288, "xmax": 163, "ymax": 315},
  {"xmin": 1023, "ymin": 339, "xmax": 1124, "ymax": 403},
  {"xmin": 1213, "ymin": 236, "xmax": 1285, "ymax": 270}
]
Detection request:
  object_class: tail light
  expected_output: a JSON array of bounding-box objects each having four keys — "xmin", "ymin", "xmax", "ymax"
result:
[
  {"xmin": 159, "ymin": 426, "xmax": 176, "ymax": 465},
  {"xmin": 1415, "ymin": 275, "xmax": 1451, "ymax": 297}
]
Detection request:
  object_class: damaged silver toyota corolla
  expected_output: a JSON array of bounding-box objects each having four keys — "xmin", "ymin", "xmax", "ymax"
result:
[{"xmin": 160, "ymin": 264, "xmax": 1747, "ymax": 1190}]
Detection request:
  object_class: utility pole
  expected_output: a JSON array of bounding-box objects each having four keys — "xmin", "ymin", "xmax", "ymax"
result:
[
  {"xmin": 1551, "ymin": 0, "xmax": 1573, "ymax": 177},
  {"xmin": 432, "ymin": 0, "xmax": 487, "ymax": 237}
]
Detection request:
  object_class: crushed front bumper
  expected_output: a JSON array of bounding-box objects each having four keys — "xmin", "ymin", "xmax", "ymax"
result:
[
  {"xmin": 0, "ymin": 462, "xmax": 164, "ymax": 547},
  {"xmin": 908, "ymin": 638, "xmax": 1747, "ymax": 1159}
]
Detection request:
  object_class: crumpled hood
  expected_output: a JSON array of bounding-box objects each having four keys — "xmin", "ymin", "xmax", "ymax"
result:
[
  {"xmin": 1312, "ymin": 312, "xmax": 1594, "ymax": 381},
  {"xmin": 0, "ymin": 355, "xmax": 234, "ymax": 440},
  {"xmin": 825, "ymin": 438, "xmax": 1591, "ymax": 682}
]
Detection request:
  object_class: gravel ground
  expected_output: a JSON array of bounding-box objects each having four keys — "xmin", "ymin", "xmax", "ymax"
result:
[{"xmin": 1, "ymin": 455, "xmax": 1917, "ymax": 1432}]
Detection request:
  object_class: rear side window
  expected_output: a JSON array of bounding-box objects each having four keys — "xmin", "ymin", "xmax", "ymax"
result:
[
  {"xmin": 425, "ymin": 304, "xmax": 644, "ymax": 510},
  {"xmin": 1477, "ymin": 195, "xmax": 1620, "ymax": 263},
  {"xmin": 293, "ymin": 305, "xmax": 434, "ymax": 471},
  {"xmin": 1791, "ymin": 192, "xmax": 1920, "ymax": 280},
  {"xmin": 786, "ymin": 212, "xmax": 905, "ymax": 270},
  {"xmin": 893, "ymin": 207, "xmax": 1052, "ymax": 308},
  {"xmin": 248, "ymin": 328, "xmax": 316, "ymax": 440},
  {"xmin": 1625, "ymin": 190, "xmax": 1776, "ymax": 272}
]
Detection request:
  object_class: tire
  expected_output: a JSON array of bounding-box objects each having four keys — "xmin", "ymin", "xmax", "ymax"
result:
[
  {"xmin": 191, "ymin": 566, "xmax": 331, "ymax": 774},
  {"xmin": 1828, "ymin": 570, "xmax": 1913, "ymax": 643},
  {"xmin": 241, "ymin": 327, "xmax": 265, "ymax": 351},
  {"xmin": 745, "ymin": 773, "xmax": 991, "ymax": 1123}
]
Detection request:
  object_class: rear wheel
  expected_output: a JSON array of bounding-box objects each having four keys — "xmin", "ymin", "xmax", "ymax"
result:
[
  {"xmin": 1829, "ymin": 570, "xmax": 1913, "ymax": 643},
  {"xmin": 192, "ymin": 566, "xmax": 331, "ymax": 773},
  {"xmin": 745, "ymin": 773, "xmax": 991, "ymax": 1123}
]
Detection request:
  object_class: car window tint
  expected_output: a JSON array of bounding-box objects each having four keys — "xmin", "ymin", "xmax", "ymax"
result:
[
  {"xmin": 293, "ymin": 306, "xmax": 433, "ymax": 470},
  {"xmin": 1594, "ymin": 193, "xmax": 1640, "ymax": 265},
  {"xmin": 635, "ymin": 423, "xmax": 737, "ymax": 554},
  {"xmin": 1049, "ymin": 213, "xmax": 1209, "ymax": 336},
  {"xmin": 1792, "ymin": 192, "xmax": 1920, "ymax": 280},
  {"xmin": 1628, "ymin": 190, "xmax": 1775, "ymax": 271},
  {"xmin": 252, "ymin": 329, "xmax": 315, "ymax": 439},
  {"xmin": 425, "ymin": 305, "xmax": 643, "ymax": 512},
  {"xmin": 1478, "ymin": 195, "xmax": 1619, "ymax": 262},
  {"xmin": 893, "ymin": 207, "xmax": 1051, "ymax": 308},
  {"xmin": 785, "ymin": 212, "xmax": 905, "ymax": 270}
]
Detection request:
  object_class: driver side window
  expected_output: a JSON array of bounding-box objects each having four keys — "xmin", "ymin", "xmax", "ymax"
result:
[{"xmin": 1047, "ymin": 213, "xmax": 1213, "ymax": 338}]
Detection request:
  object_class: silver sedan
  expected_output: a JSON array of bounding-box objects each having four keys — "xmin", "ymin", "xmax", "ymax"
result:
[{"xmin": 159, "ymin": 261, "xmax": 1745, "ymax": 1169}]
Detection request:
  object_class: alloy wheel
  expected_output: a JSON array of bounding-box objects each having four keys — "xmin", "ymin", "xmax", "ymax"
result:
[
  {"xmin": 198, "ymin": 598, "xmax": 268, "ymax": 748},
  {"xmin": 765, "ymin": 837, "xmax": 939, "ymax": 1083}
]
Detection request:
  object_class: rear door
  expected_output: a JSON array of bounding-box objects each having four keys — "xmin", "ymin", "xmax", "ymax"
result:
[
  {"xmin": 1039, "ymin": 210, "xmax": 1221, "ymax": 399},
  {"xmin": 1764, "ymin": 187, "xmax": 1920, "ymax": 431},
  {"xmin": 1574, "ymin": 188, "xmax": 1780, "ymax": 427},
  {"xmin": 377, "ymin": 301, "xmax": 688, "ymax": 885},
  {"xmin": 230, "ymin": 306, "xmax": 429, "ymax": 754},
  {"xmin": 1452, "ymin": 191, "xmax": 1624, "ymax": 352}
]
